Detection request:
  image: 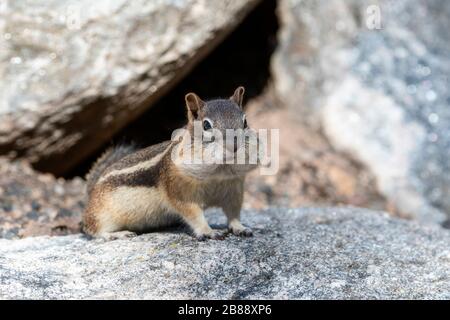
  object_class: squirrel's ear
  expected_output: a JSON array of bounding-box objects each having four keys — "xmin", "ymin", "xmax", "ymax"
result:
[
  {"xmin": 230, "ymin": 86, "xmax": 245, "ymax": 108},
  {"xmin": 185, "ymin": 92, "xmax": 205, "ymax": 121}
]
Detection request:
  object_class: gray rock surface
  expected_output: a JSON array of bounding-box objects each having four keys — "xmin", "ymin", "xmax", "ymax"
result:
[
  {"xmin": 272, "ymin": 0, "xmax": 450, "ymax": 225},
  {"xmin": 1, "ymin": 207, "xmax": 449, "ymax": 299},
  {"xmin": 0, "ymin": 0, "xmax": 260, "ymax": 174}
]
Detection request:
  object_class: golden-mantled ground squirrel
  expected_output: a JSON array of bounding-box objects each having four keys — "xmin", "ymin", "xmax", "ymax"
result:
[{"xmin": 83, "ymin": 87, "xmax": 259, "ymax": 240}]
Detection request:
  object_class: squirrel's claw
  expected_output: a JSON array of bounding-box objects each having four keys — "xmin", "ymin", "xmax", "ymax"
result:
[{"xmin": 230, "ymin": 227, "xmax": 253, "ymax": 237}]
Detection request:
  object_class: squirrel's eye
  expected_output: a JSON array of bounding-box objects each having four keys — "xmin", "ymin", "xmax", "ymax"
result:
[{"xmin": 203, "ymin": 119, "xmax": 212, "ymax": 131}]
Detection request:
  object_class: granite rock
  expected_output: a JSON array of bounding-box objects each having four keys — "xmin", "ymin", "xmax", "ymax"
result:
[
  {"xmin": 272, "ymin": 0, "xmax": 450, "ymax": 225},
  {"xmin": 0, "ymin": 0, "xmax": 260, "ymax": 174},
  {"xmin": 1, "ymin": 207, "xmax": 449, "ymax": 299}
]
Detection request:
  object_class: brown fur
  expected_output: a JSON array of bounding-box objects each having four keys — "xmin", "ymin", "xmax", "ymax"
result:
[
  {"xmin": 82, "ymin": 87, "xmax": 255, "ymax": 240},
  {"xmin": 85, "ymin": 144, "xmax": 137, "ymax": 194}
]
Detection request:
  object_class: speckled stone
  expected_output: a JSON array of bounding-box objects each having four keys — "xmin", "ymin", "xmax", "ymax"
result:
[{"xmin": 1, "ymin": 207, "xmax": 449, "ymax": 299}]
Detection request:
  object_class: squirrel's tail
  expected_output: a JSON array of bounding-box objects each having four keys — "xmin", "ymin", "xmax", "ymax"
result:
[{"xmin": 85, "ymin": 143, "xmax": 137, "ymax": 194}]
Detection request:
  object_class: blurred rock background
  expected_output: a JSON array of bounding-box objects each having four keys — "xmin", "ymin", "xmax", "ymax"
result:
[
  {"xmin": 0, "ymin": 0, "xmax": 449, "ymax": 238},
  {"xmin": 273, "ymin": 0, "xmax": 450, "ymax": 226}
]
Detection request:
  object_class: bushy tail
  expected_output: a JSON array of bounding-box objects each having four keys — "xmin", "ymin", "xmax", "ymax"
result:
[{"xmin": 85, "ymin": 144, "xmax": 137, "ymax": 194}]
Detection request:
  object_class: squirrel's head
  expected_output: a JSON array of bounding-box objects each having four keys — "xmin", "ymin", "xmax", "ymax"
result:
[
  {"xmin": 185, "ymin": 86, "xmax": 247, "ymax": 134},
  {"xmin": 173, "ymin": 86, "xmax": 259, "ymax": 180}
]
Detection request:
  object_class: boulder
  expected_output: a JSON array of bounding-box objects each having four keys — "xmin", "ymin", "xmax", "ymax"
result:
[
  {"xmin": 272, "ymin": 0, "xmax": 450, "ymax": 225},
  {"xmin": 0, "ymin": 0, "xmax": 260, "ymax": 174},
  {"xmin": 0, "ymin": 207, "xmax": 449, "ymax": 299}
]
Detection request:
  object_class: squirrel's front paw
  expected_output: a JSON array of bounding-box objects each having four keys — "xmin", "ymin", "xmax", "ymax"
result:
[
  {"xmin": 230, "ymin": 226, "xmax": 253, "ymax": 237},
  {"xmin": 195, "ymin": 230, "xmax": 226, "ymax": 241},
  {"xmin": 228, "ymin": 220, "xmax": 253, "ymax": 237}
]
